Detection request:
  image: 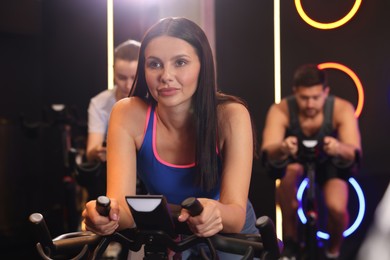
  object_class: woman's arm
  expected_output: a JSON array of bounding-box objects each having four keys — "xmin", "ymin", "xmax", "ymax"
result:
[
  {"xmin": 195, "ymin": 102, "xmax": 254, "ymax": 235},
  {"xmin": 106, "ymin": 97, "xmax": 148, "ymax": 230},
  {"xmin": 82, "ymin": 97, "xmax": 147, "ymax": 234},
  {"xmin": 219, "ymin": 102, "xmax": 254, "ymax": 233},
  {"xmin": 179, "ymin": 102, "xmax": 253, "ymax": 236}
]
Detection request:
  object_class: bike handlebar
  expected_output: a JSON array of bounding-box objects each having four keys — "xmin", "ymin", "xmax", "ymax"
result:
[
  {"xmin": 262, "ymin": 136, "xmax": 361, "ymax": 180},
  {"xmin": 181, "ymin": 197, "xmax": 204, "ymax": 216},
  {"xmin": 30, "ymin": 213, "xmax": 101, "ymax": 260},
  {"xmin": 96, "ymin": 196, "xmax": 111, "ymax": 217},
  {"xmin": 30, "ymin": 196, "xmax": 281, "ymax": 260}
]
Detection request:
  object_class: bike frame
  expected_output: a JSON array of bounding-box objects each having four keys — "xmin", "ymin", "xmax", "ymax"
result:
[
  {"xmin": 303, "ymin": 161, "xmax": 319, "ymax": 260},
  {"xmin": 298, "ymin": 138, "xmax": 324, "ymax": 260}
]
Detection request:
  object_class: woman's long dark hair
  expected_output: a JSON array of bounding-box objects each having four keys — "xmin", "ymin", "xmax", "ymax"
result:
[{"xmin": 130, "ymin": 17, "xmax": 257, "ymax": 191}]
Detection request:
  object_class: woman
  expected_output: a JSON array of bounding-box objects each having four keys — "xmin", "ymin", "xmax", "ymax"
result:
[{"xmin": 83, "ymin": 17, "xmax": 258, "ymax": 258}]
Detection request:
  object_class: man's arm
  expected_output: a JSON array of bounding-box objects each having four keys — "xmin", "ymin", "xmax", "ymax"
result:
[
  {"xmin": 324, "ymin": 98, "xmax": 362, "ymax": 162},
  {"xmin": 261, "ymin": 101, "xmax": 296, "ymax": 162},
  {"xmin": 86, "ymin": 132, "xmax": 106, "ymax": 162},
  {"xmin": 86, "ymin": 98, "xmax": 108, "ymax": 162}
]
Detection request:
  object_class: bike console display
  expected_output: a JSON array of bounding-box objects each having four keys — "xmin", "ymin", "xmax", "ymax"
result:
[
  {"xmin": 298, "ymin": 139, "xmax": 324, "ymax": 163},
  {"xmin": 126, "ymin": 195, "xmax": 177, "ymax": 238}
]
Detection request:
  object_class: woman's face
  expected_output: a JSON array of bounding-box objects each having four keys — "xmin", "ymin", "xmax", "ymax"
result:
[{"xmin": 144, "ymin": 36, "xmax": 201, "ymax": 108}]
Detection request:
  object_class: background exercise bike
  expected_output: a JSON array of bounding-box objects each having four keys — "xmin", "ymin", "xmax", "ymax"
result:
[
  {"xmin": 263, "ymin": 137, "xmax": 360, "ymax": 260},
  {"xmin": 30, "ymin": 195, "xmax": 282, "ymax": 260},
  {"xmin": 296, "ymin": 138, "xmax": 325, "ymax": 260},
  {"xmin": 296, "ymin": 138, "xmax": 361, "ymax": 260}
]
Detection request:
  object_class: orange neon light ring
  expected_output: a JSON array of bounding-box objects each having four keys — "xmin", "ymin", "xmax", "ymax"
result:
[
  {"xmin": 318, "ymin": 62, "xmax": 364, "ymax": 118},
  {"xmin": 295, "ymin": 0, "xmax": 362, "ymax": 30}
]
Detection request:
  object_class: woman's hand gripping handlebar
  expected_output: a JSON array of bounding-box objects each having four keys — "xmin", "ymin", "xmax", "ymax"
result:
[
  {"xmin": 180, "ymin": 197, "xmax": 218, "ymax": 259},
  {"xmin": 184, "ymin": 197, "xmax": 281, "ymax": 259},
  {"xmin": 96, "ymin": 195, "xmax": 111, "ymax": 217},
  {"xmin": 82, "ymin": 195, "xmax": 120, "ymax": 237}
]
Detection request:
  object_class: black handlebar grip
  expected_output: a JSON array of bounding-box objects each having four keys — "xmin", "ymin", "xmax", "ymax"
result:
[
  {"xmin": 181, "ymin": 197, "xmax": 203, "ymax": 216},
  {"xmin": 256, "ymin": 216, "xmax": 280, "ymax": 259},
  {"xmin": 96, "ymin": 196, "xmax": 111, "ymax": 217},
  {"xmin": 29, "ymin": 213, "xmax": 55, "ymax": 252}
]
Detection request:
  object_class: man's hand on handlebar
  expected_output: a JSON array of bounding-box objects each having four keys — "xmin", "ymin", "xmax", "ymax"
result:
[
  {"xmin": 323, "ymin": 136, "xmax": 340, "ymax": 157},
  {"xmin": 82, "ymin": 198, "xmax": 120, "ymax": 236},
  {"xmin": 281, "ymin": 136, "xmax": 298, "ymax": 159},
  {"xmin": 283, "ymin": 136, "xmax": 341, "ymax": 159},
  {"xmin": 178, "ymin": 198, "xmax": 223, "ymax": 237},
  {"xmin": 324, "ymin": 136, "xmax": 361, "ymax": 166},
  {"xmin": 94, "ymin": 145, "xmax": 107, "ymax": 162}
]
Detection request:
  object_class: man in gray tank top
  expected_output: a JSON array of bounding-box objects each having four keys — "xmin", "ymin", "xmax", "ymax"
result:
[{"xmin": 261, "ymin": 64, "xmax": 362, "ymax": 260}]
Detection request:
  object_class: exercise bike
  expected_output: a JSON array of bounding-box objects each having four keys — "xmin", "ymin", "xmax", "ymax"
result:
[
  {"xmin": 295, "ymin": 138, "xmax": 325, "ymax": 260},
  {"xmin": 292, "ymin": 138, "xmax": 359, "ymax": 260},
  {"xmin": 263, "ymin": 137, "xmax": 360, "ymax": 260},
  {"xmin": 30, "ymin": 195, "xmax": 282, "ymax": 260}
]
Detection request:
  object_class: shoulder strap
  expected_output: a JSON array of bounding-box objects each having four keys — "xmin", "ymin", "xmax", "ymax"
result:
[
  {"xmin": 144, "ymin": 104, "xmax": 155, "ymax": 134},
  {"xmin": 286, "ymin": 96, "xmax": 301, "ymax": 137},
  {"xmin": 321, "ymin": 95, "xmax": 335, "ymax": 136}
]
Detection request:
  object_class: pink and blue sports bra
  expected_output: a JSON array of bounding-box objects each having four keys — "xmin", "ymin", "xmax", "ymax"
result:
[{"xmin": 136, "ymin": 104, "xmax": 221, "ymax": 205}]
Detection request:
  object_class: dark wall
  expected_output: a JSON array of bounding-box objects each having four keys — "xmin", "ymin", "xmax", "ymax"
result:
[
  {"xmin": 214, "ymin": 0, "xmax": 276, "ymax": 221},
  {"xmin": 42, "ymin": 0, "xmax": 107, "ymax": 118},
  {"xmin": 0, "ymin": 0, "xmax": 43, "ymax": 122},
  {"xmin": 0, "ymin": 0, "xmax": 162, "ymax": 122},
  {"xmin": 0, "ymin": 0, "xmax": 107, "ymax": 123}
]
